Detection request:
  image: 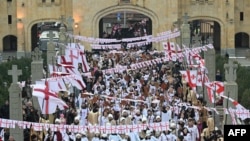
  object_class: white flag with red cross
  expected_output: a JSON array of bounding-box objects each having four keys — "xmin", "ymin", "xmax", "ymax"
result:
[
  {"xmin": 163, "ymin": 42, "xmax": 178, "ymax": 61},
  {"xmin": 196, "ymin": 67, "xmax": 209, "ymax": 87},
  {"xmin": 32, "ymin": 81, "xmax": 68, "ymax": 114},
  {"xmin": 179, "ymin": 70, "xmax": 197, "ymax": 89},
  {"xmin": 205, "ymin": 81, "xmax": 224, "ymax": 103}
]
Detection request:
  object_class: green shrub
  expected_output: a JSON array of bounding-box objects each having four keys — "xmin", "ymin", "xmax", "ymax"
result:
[{"xmin": 0, "ymin": 57, "xmax": 32, "ymax": 104}]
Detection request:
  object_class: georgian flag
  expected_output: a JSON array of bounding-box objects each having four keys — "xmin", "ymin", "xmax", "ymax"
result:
[
  {"xmin": 205, "ymin": 81, "xmax": 224, "ymax": 103},
  {"xmin": 79, "ymin": 50, "xmax": 90, "ymax": 72},
  {"xmin": 48, "ymin": 79, "xmax": 68, "ymax": 92},
  {"xmin": 66, "ymin": 75, "xmax": 86, "ymax": 90},
  {"xmin": 65, "ymin": 48, "xmax": 79, "ymax": 70},
  {"xmin": 32, "ymin": 81, "xmax": 68, "ymax": 114},
  {"xmin": 196, "ymin": 67, "xmax": 209, "ymax": 86},
  {"xmin": 179, "ymin": 70, "xmax": 197, "ymax": 89},
  {"xmin": 225, "ymin": 97, "xmax": 250, "ymax": 120},
  {"xmin": 185, "ymin": 51, "xmax": 195, "ymax": 66},
  {"xmin": 163, "ymin": 42, "xmax": 177, "ymax": 61},
  {"xmin": 48, "ymin": 64, "xmax": 70, "ymax": 77},
  {"xmin": 57, "ymin": 55, "xmax": 74, "ymax": 69}
]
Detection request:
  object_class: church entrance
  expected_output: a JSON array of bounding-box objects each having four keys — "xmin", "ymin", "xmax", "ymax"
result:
[
  {"xmin": 31, "ymin": 22, "xmax": 61, "ymax": 51},
  {"xmin": 98, "ymin": 11, "xmax": 152, "ymax": 51},
  {"xmin": 189, "ymin": 20, "xmax": 221, "ymax": 51}
]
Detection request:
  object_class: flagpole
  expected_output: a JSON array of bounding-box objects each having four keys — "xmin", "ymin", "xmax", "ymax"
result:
[
  {"xmin": 213, "ymin": 82, "xmax": 216, "ymax": 131},
  {"xmin": 202, "ymin": 68, "xmax": 206, "ymax": 101},
  {"xmin": 225, "ymin": 91, "xmax": 230, "ymax": 125}
]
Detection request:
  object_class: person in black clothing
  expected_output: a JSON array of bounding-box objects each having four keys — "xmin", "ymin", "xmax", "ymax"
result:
[
  {"xmin": 0, "ymin": 100, "xmax": 9, "ymax": 119},
  {"xmin": 215, "ymin": 70, "xmax": 223, "ymax": 82}
]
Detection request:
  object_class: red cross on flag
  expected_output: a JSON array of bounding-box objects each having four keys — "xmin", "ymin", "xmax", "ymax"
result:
[
  {"xmin": 65, "ymin": 48, "xmax": 79, "ymax": 70},
  {"xmin": 79, "ymin": 50, "xmax": 90, "ymax": 72},
  {"xmin": 48, "ymin": 64, "xmax": 70, "ymax": 77},
  {"xmin": 57, "ymin": 56, "xmax": 81, "ymax": 75},
  {"xmin": 163, "ymin": 42, "xmax": 178, "ymax": 61},
  {"xmin": 66, "ymin": 74, "xmax": 86, "ymax": 90},
  {"xmin": 179, "ymin": 70, "xmax": 197, "ymax": 89},
  {"xmin": 48, "ymin": 79, "xmax": 68, "ymax": 93},
  {"xmin": 184, "ymin": 51, "xmax": 195, "ymax": 66},
  {"xmin": 32, "ymin": 81, "xmax": 68, "ymax": 114},
  {"xmin": 228, "ymin": 98, "xmax": 250, "ymax": 120},
  {"xmin": 205, "ymin": 81, "xmax": 224, "ymax": 103},
  {"xmin": 196, "ymin": 68, "xmax": 209, "ymax": 87},
  {"xmin": 57, "ymin": 55, "xmax": 74, "ymax": 69}
]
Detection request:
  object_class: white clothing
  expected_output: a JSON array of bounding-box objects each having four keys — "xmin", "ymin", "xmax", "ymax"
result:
[
  {"xmin": 128, "ymin": 132, "xmax": 140, "ymax": 141},
  {"xmin": 183, "ymin": 133, "xmax": 192, "ymax": 141},
  {"xmin": 166, "ymin": 133, "xmax": 177, "ymax": 141},
  {"xmin": 109, "ymin": 134, "xmax": 122, "ymax": 141},
  {"xmin": 147, "ymin": 115, "xmax": 155, "ymax": 123},
  {"xmin": 161, "ymin": 110, "xmax": 172, "ymax": 122},
  {"xmin": 80, "ymin": 108, "xmax": 88, "ymax": 126},
  {"xmin": 186, "ymin": 125, "xmax": 199, "ymax": 141},
  {"xmin": 91, "ymin": 137, "xmax": 100, "ymax": 141}
]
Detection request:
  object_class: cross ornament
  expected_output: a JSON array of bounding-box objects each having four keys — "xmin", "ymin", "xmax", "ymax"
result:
[
  {"xmin": 67, "ymin": 16, "xmax": 74, "ymax": 28},
  {"xmin": 224, "ymin": 59, "xmax": 238, "ymax": 82},
  {"xmin": 182, "ymin": 13, "xmax": 190, "ymax": 24},
  {"xmin": 47, "ymin": 30, "xmax": 56, "ymax": 43},
  {"xmin": 31, "ymin": 47, "xmax": 42, "ymax": 61},
  {"xmin": 8, "ymin": 65, "xmax": 22, "ymax": 83},
  {"xmin": 59, "ymin": 15, "xmax": 65, "ymax": 26}
]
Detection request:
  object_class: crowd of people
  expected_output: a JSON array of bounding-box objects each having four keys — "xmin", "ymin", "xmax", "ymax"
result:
[{"xmin": 0, "ymin": 44, "xmax": 225, "ymax": 141}]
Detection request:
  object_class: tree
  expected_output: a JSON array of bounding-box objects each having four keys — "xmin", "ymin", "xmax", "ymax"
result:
[
  {"xmin": 241, "ymin": 89, "xmax": 250, "ymax": 109},
  {"xmin": 0, "ymin": 57, "xmax": 32, "ymax": 104}
]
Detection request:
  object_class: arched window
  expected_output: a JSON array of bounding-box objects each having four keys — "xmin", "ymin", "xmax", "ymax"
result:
[{"xmin": 3, "ymin": 35, "xmax": 17, "ymax": 51}]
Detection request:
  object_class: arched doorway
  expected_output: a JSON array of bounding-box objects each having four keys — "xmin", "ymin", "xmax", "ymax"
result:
[
  {"xmin": 97, "ymin": 11, "xmax": 152, "ymax": 51},
  {"xmin": 2, "ymin": 35, "xmax": 17, "ymax": 51},
  {"xmin": 235, "ymin": 32, "xmax": 249, "ymax": 48},
  {"xmin": 30, "ymin": 22, "xmax": 65, "ymax": 51},
  {"xmin": 190, "ymin": 20, "xmax": 221, "ymax": 51}
]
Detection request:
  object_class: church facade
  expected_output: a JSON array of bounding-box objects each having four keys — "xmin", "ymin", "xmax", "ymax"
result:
[{"xmin": 0, "ymin": 0, "xmax": 249, "ymax": 58}]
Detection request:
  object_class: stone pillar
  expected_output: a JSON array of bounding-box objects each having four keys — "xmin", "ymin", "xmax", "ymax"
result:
[
  {"xmin": 204, "ymin": 48, "xmax": 216, "ymax": 106},
  {"xmin": 16, "ymin": 22, "xmax": 25, "ymax": 59},
  {"xmin": 58, "ymin": 15, "xmax": 68, "ymax": 56},
  {"xmin": 8, "ymin": 65, "xmax": 23, "ymax": 140},
  {"xmin": 223, "ymin": 59, "xmax": 238, "ymax": 125},
  {"xmin": 31, "ymin": 47, "xmax": 43, "ymax": 112},
  {"xmin": 59, "ymin": 25, "xmax": 67, "ymax": 56},
  {"xmin": 46, "ymin": 31, "xmax": 56, "ymax": 66},
  {"xmin": 66, "ymin": 16, "xmax": 74, "ymax": 36},
  {"xmin": 181, "ymin": 13, "xmax": 191, "ymax": 47}
]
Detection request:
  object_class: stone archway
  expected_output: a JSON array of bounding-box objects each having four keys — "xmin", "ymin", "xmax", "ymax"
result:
[
  {"xmin": 189, "ymin": 19, "xmax": 221, "ymax": 51},
  {"xmin": 2, "ymin": 35, "xmax": 17, "ymax": 51},
  {"xmin": 27, "ymin": 19, "xmax": 69, "ymax": 52},
  {"xmin": 235, "ymin": 32, "xmax": 249, "ymax": 48},
  {"xmin": 188, "ymin": 17, "xmax": 223, "ymax": 52},
  {"xmin": 92, "ymin": 5, "xmax": 159, "ymax": 39}
]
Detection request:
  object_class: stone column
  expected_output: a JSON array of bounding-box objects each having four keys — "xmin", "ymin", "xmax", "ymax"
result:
[
  {"xmin": 8, "ymin": 65, "xmax": 23, "ymax": 140},
  {"xmin": 58, "ymin": 25, "xmax": 67, "ymax": 56},
  {"xmin": 204, "ymin": 48, "xmax": 216, "ymax": 106},
  {"xmin": 31, "ymin": 47, "xmax": 43, "ymax": 112},
  {"xmin": 46, "ymin": 31, "xmax": 56, "ymax": 66},
  {"xmin": 58, "ymin": 15, "xmax": 68, "ymax": 56},
  {"xmin": 180, "ymin": 13, "xmax": 191, "ymax": 47},
  {"xmin": 16, "ymin": 21, "xmax": 25, "ymax": 59},
  {"xmin": 223, "ymin": 59, "xmax": 238, "ymax": 125}
]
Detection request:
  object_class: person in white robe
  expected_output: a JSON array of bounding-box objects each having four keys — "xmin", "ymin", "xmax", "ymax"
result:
[
  {"xmin": 128, "ymin": 131, "xmax": 140, "ymax": 141},
  {"xmin": 80, "ymin": 103, "xmax": 88, "ymax": 126},
  {"xmin": 161, "ymin": 105, "xmax": 172, "ymax": 122},
  {"xmin": 185, "ymin": 118, "xmax": 199, "ymax": 141}
]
